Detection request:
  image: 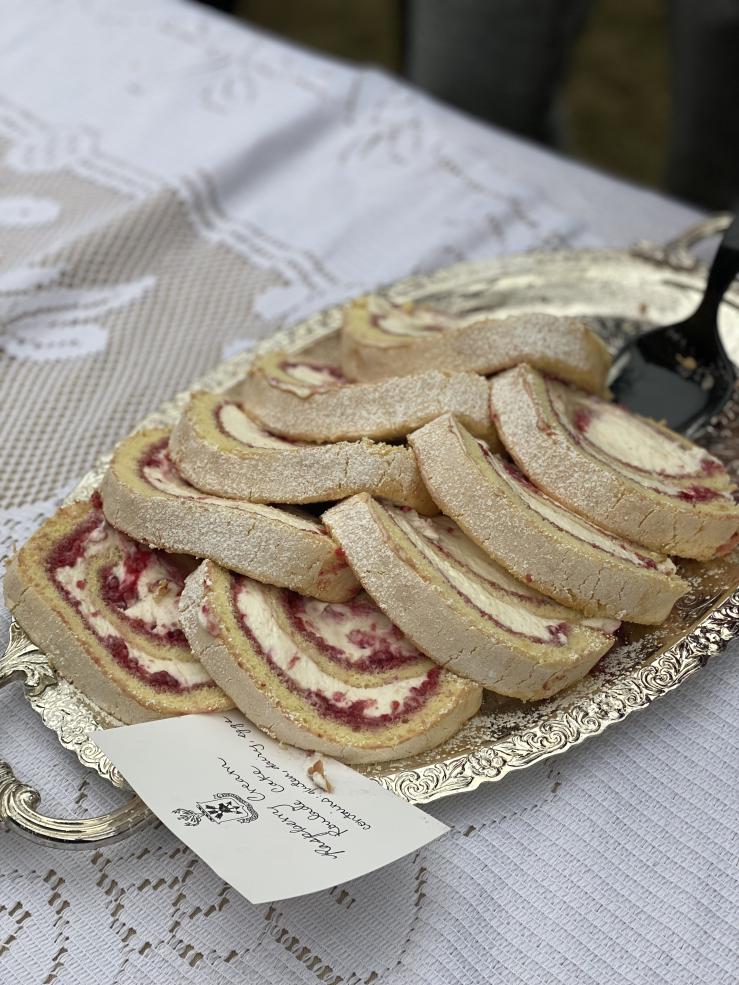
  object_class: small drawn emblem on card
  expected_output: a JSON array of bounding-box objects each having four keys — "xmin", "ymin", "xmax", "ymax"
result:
[{"xmin": 172, "ymin": 792, "xmax": 258, "ymax": 827}]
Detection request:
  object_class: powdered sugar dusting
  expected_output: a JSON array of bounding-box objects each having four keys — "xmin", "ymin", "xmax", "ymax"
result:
[
  {"xmin": 242, "ymin": 356, "xmax": 494, "ymax": 442},
  {"xmin": 343, "ymin": 295, "xmax": 610, "ymax": 392},
  {"xmin": 173, "ymin": 391, "xmax": 434, "ymax": 510}
]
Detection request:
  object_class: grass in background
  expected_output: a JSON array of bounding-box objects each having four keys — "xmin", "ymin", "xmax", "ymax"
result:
[
  {"xmin": 234, "ymin": 0, "xmax": 668, "ymax": 192},
  {"xmin": 235, "ymin": 0, "xmax": 401, "ymax": 70},
  {"xmin": 567, "ymin": 0, "xmax": 669, "ymax": 189}
]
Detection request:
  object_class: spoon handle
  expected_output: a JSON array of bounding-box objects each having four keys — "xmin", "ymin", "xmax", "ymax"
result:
[{"xmin": 698, "ymin": 213, "xmax": 739, "ymax": 319}]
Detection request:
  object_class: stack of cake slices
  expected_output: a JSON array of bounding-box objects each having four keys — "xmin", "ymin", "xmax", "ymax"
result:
[
  {"xmin": 342, "ymin": 295, "xmax": 612, "ymax": 392},
  {"xmin": 7, "ymin": 294, "xmax": 739, "ymax": 764},
  {"xmin": 169, "ymin": 390, "xmax": 436, "ymax": 512},
  {"xmin": 179, "ymin": 562, "xmax": 480, "ymax": 764}
]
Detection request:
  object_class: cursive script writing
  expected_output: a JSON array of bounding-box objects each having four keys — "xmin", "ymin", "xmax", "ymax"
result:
[
  {"xmin": 269, "ymin": 804, "xmax": 346, "ymax": 859},
  {"xmin": 217, "ymin": 758, "xmax": 264, "ymax": 801}
]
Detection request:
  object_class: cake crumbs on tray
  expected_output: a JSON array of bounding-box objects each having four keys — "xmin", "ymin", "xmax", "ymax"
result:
[
  {"xmin": 675, "ymin": 353, "xmax": 698, "ymax": 372},
  {"xmin": 306, "ymin": 756, "xmax": 333, "ymax": 793}
]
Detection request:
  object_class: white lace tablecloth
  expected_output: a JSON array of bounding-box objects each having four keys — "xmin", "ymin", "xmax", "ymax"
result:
[{"xmin": 1, "ymin": 2, "xmax": 736, "ymax": 983}]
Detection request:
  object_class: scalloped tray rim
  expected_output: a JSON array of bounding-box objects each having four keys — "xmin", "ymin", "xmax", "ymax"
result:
[{"xmin": 4, "ymin": 242, "xmax": 739, "ymax": 805}]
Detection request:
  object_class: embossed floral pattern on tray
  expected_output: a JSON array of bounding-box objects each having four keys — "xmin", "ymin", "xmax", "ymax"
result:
[{"xmin": 4, "ymin": 243, "xmax": 739, "ymax": 820}]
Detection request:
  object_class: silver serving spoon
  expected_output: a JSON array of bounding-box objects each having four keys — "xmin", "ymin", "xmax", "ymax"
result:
[{"xmin": 610, "ymin": 213, "xmax": 739, "ymax": 436}]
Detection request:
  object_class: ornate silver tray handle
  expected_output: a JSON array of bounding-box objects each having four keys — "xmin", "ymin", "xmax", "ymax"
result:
[
  {"xmin": 2, "ymin": 215, "xmax": 737, "ymax": 846},
  {"xmin": 0, "ymin": 623, "xmax": 149, "ymax": 845}
]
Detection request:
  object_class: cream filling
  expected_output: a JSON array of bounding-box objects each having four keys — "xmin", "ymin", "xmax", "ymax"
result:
[
  {"xmin": 394, "ymin": 506, "xmax": 617, "ymax": 634},
  {"xmin": 54, "ymin": 525, "xmax": 211, "ymax": 687},
  {"xmin": 485, "ymin": 452, "xmax": 676, "ymax": 575},
  {"xmin": 217, "ymin": 402, "xmax": 297, "ymax": 449},
  {"xmin": 388, "ymin": 508, "xmax": 571, "ymax": 644},
  {"xmin": 118, "ymin": 570, "xmax": 181, "ymax": 635},
  {"xmin": 551, "ymin": 384, "xmax": 717, "ymax": 477},
  {"xmin": 268, "ymin": 361, "xmax": 344, "ymax": 397},
  {"xmin": 400, "ymin": 510, "xmax": 546, "ymax": 599},
  {"xmin": 286, "ymin": 595, "xmax": 421, "ymax": 666},
  {"xmin": 366, "ymin": 296, "xmax": 466, "ymax": 338},
  {"xmin": 142, "ymin": 450, "xmax": 321, "ymax": 533},
  {"xmin": 548, "ymin": 385, "xmax": 732, "ymax": 501},
  {"xmin": 234, "ymin": 580, "xmax": 431, "ymax": 717}
]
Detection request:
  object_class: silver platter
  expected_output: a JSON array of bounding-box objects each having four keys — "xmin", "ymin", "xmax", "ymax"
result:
[{"xmin": 3, "ymin": 215, "xmax": 739, "ymax": 845}]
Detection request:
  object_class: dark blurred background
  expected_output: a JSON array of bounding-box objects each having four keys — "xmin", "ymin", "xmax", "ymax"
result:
[{"xmin": 206, "ymin": 0, "xmax": 738, "ymax": 211}]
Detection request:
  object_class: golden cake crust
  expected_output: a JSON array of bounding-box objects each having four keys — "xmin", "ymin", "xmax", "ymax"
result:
[
  {"xmin": 100, "ymin": 427, "xmax": 359, "ymax": 602},
  {"xmin": 239, "ymin": 350, "xmax": 500, "ymax": 444},
  {"xmin": 179, "ymin": 560, "xmax": 482, "ymax": 763},
  {"xmin": 490, "ymin": 365, "xmax": 739, "ymax": 560},
  {"xmin": 323, "ymin": 494, "xmax": 617, "ymax": 700},
  {"xmin": 4, "ymin": 501, "xmax": 232, "ymax": 723},
  {"xmin": 409, "ymin": 414, "xmax": 689, "ymax": 623},
  {"xmin": 341, "ymin": 296, "xmax": 612, "ymax": 394},
  {"xmin": 169, "ymin": 391, "xmax": 436, "ymax": 513}
]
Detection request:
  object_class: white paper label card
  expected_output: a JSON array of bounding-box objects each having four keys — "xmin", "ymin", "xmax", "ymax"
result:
[{"xmin": 93, "ymin": 711, "xmax": 448, "ymax": 904}]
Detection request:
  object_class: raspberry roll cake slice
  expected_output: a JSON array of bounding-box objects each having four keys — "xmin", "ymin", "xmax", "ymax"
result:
[
  {"xmin": 489, "ymin": 364, "xmax": 739, "ymax": 560},
  {"xmin": 3, "ymin": 498, "xmax": 233, "ymax": 723},
  {"xmin": 342, "ymin": 295, "xmax": 611, "ymax": 394},
  {"xmin": 409, "ymin": 414, "xmax": 688, "ymax": 624},
  {"xmin": 238, "ymin": 349, "xmax": 499, "ymax": 444},
  {"xmin": 169, "ymin": 390, "xmax": 436, "ymax": 514},
  {"xmin": 179, "ymin": 560, "xmax": 482, "ymax": 764},
  {"xmin": 323, "ymin": 495, "xmax": 618, "ymax": 701},
  {"xmin": 100, "ymin": 427, "xmax": 359, "ymax": 603}
]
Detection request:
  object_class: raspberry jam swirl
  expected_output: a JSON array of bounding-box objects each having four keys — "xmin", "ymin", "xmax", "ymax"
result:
[
  {"xmin": 139, "ymin": 436, "xmax": 321, "ymax": 532},
  {"xmin": 215, "ymin": 401, "xmax": 298, "ymax": 449},
  {"xmin": 475, "ymin": 439, "xmax": 676, "ymax": 574},
  {"xmin": 284, "ymin": 592, "xmax": 423, "ymax": 673},
  {"xmin": 269, "ymin": 360, "xmax": 347, "ymax": 396},
  {"xmin": 48, "ymin": 500, "xmax": 211, "ymax": 692},
  {"xmin": 386, "ymin": 508, "xmax": 617, "ymax": 645},
  {"xmin": 366, "ymin": 296, "xmax": 458, "ymax": 337},
  {"xmin": 547, "ymin": 381, "xmax": 730, "ymax": 502},
  {"xmin": 232, "ymin": 578, "xmax": 441, "ymax": 730}
]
